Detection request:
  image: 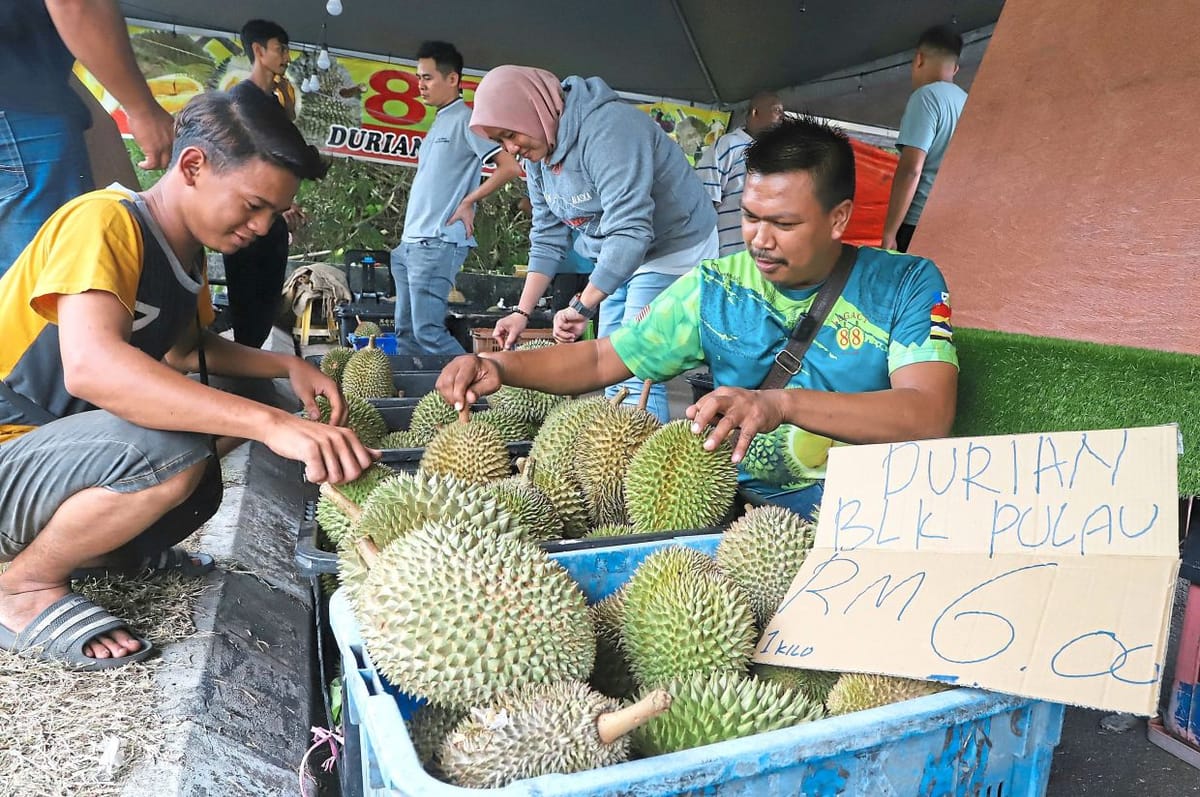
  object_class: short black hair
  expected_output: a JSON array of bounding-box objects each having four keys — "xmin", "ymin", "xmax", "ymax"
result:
[
  {"xmin": 241, "ymin": 19, "xmax": 289, "ymax": 64},
  {"xmin": 917, "ymin": 25, "xmax": 963, "ymax": 61},
  {"xmin": 745, "ymin": 115, "xmax": 855, "ymax": 212},
  {"xmin": 171, "ymin": 89, "xmax": 328, "ymax": 181},
  {"xmin": 416, "ymin": 41, "xmax": 464, "ymax": 79}
]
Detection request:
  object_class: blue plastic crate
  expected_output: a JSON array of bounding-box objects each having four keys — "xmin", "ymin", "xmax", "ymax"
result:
[
  {"xmin": 350, "ymin": 333, "xmax": 400, "ymax": 355},
  {"xmin": 328, "ymin": 535, "xmax": 1065, "ymax": 796}
]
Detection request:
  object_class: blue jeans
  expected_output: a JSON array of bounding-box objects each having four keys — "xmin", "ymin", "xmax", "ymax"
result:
[
  {"xmin": 740, "ymin": 479, "xmax": 825, "ymax": 521},
  {"xmin": 390, "ymin": 239, "xmax": 470, "ymax": 355},
  {"xmin": 0, "ymin": 110, "xmax": 93, "ymax": 279},
  {"xmin": 597, "ymin": 270, "xmax": 681, "ymax": 422}
]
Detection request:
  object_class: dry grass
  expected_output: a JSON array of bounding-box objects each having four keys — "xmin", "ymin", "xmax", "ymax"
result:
[{"xmin": 0, "ymin": 572, "xmax": 210, "ymax": 797}]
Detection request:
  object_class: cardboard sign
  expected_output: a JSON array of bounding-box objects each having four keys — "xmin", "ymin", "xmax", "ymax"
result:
[{"xmin": 755, "ymin": 426, "xmax": 1180, "ymax": 715}]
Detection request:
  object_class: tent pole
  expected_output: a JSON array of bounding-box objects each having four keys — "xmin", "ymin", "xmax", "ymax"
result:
[{"xmin": 668, "ymin": 0, "xmax": 722, "ymax": 105}]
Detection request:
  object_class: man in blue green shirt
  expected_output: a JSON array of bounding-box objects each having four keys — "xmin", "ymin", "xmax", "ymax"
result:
[{"xmin": 436, "ymin": 116, "xmax": 959, "ymax": 518}]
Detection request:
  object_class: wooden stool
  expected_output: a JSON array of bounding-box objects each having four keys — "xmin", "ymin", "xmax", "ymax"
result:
[{"xmin": 292, "ymin": 295, "xmax": 338, "ymax": 346}]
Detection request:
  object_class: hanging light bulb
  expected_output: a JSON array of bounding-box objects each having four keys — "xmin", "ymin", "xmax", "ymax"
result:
[
  {"xmin": 326, "ymin": 0, "xmax": 343, "ymax": 15},
  {"xmin": 317, "ymin": 48, "xmax": 331, "ymax": 70},
  {"xmin": 304, "ymin": 74, "xmax": 319, "ymax": 93}
]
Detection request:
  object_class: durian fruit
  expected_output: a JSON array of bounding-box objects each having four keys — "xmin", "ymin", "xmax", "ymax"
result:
[
  {"xmin": 484, "ymin": 473, "xmax": 565, "ymax": 542},
  {"xmin": 407, "ymin": 703, "xmax": 466, "ymax": 778},
  {"xmin": 319, "ymin": 346, "xmax": 355, "ymax": 386},
  {"xmin": 716, "ymin": 505, "xmax": 817, "ymax": 627},
  {"xmin": 515, "ymin": 339, "xmax": 555, "ymax": 351},
  {"xmin": 314, "ymin": 463, "xmax": 395, "ymax": 546},
  {"xmin": 290, "ymin": 50, "xmax": 362, "ymax": 146},
  {"xmin": 529, "ymin": 461, "xmax": 590, "ymax": 538},
  {"xmin": 409, "ymin": 391, "xmax": 458, "ymax": 444},
  {"xmin": 354, "ymin": 321, "xmax": 383, "ymax": 338},
  {"xmin": 337, "ymin": 473, "xmax": 520, "ymax": 608},
  {"xmin": 825, "ymin": 673, "xmax": 951, "ymax": 716},
  {"xmin": 487, "ymin": 384, "xmax": 565, "ymax": 425},
  {"xmin": 583, "ymin": 524, "xmax": 639, "ymax": 539},
  {"xmin": 314, "ymin": 395, "xmax": 387, "ymax": 448},
  {"xmin": 574, "ymin": 392, "xmax": 661, "ymax": 527},
  {"xmin": 751, "ymin": 664, "xmax": 840, "ymax": 708},
  {"xmin": 589, "ymin": 590, "xmax": 637, "ymax": 700},
  {"xmin": 475, "ymin": 408, "xmax": 537, "ymax": 443},
  {"xmin": 528, "ymin": 397, "xmax": 610, "ymax": 477},
  {"xmin": 622, "ymin": 547, "xmax": 757, "ymax": 688},
  {"xmin": 440, "ymin": 682, "xmax": 669, "ymax": 789},
  {"xmin": 379, "ymin": 429, "xmax": 422, "ymax": 449},
  {"xmin": 420, "ymin": 419, "xmax": 511, "ymax": 485},
  {"xmin": 631, "ymin": 671, "xmax": 824, "ymax": 757},
  {"xmin": 357, "ymin": 521, "xmax": 596, "ymax": 710},
  {"xmin": 341, "ymin": 337, "xmax": 395, "ymax": 400},
  {"xmin": 624, "ymin": 420, "xmax": 738, "ymax": 532}
]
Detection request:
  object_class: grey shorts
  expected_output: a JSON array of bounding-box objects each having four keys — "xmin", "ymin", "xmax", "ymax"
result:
[{"xmin": 0, "ymin": 410, "xmax": 216, "ymax": 559}]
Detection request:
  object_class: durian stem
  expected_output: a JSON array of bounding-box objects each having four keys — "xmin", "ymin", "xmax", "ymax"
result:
[
  {"xmin": 458, "ymin": 406, "xmax": 470, "ymax": 424},
  {"xmin": 636, "ymin": 379, "xmax": 653, "ymax": 412},
  {"xmin": 609, "ymin": 386, "xmax": 630, "ymax": 407},
  {"xmin": 355, "ymin": 537, "xmax": 380, "ymax": 568},
  {"xmin": 595, "ymin": 689, "xmax": 672, "ymax": 745},
  {"xmin": 319, "ymin": 482, "xmax": 363, "ymax": 522},
  {"xmin": 367, "ymin": 335, "xmax": 377, "ymax": 351}
]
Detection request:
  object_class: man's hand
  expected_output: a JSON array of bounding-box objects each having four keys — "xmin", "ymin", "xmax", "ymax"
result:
[
  {"xmin": 263, "ymin": 413, "xmax": 377, "ymax": 484},
  {"xmin": 553, "ymin": 306, "xmax": 589, "ymax": 343},
  {"xmin": 288, "ymin": 358, "xmax": 346, "ymax": 425},
  {"xmin": 685, "ymin": 386, "xmax": 787, "ymax": 464},
  {"xmin": 436, "ymin": 354, "xmax": 503, "ymax": 410},
  {"xmin": 447, "ymin": 200, "xmax": 477, "ymax": 238},
  {"xmin": 492, "ymin": 312, "xmax": 529, "ymax": 350},
  {"xmin": 881, "ymin": 233, "xmax": 898, "ymax": 251},
  {"xmin": 127, "ymin": 102, "xmax": 175, "ymax": 169}
]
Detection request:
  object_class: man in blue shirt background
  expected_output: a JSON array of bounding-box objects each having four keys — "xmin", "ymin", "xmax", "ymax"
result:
[{"xmin": 882, "ymin": 25, "xmax": 968, "ymax": 253}]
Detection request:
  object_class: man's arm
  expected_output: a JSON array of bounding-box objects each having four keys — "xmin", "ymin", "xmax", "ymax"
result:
[
  {"xmin": 447, "ymin": 150, "xmax": 522, "ymax": 237},
  {"xmin": 687, "ymin": 361, "xmax": 958, "ymax": 462},
  {"xmin": 46, "ymin": 0, "xmax": 175, "ymax": 169},
  {"xmin": 881, "ymin": 146, "xmax": 927, "ymax": 249},
  {"xmin": 58, "ymin": 290, "xmax": 374, "ymax": 482}
]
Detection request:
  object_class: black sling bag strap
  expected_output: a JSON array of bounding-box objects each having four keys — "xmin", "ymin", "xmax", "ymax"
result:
[{"xmin": 757, "ymin": 244, "xmax": 858, "ymax": 391}]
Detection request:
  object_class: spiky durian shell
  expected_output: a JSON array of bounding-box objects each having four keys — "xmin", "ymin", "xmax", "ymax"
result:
[
  {"xmin": 529, "ymin": 397, "xmax": 609, "ymax": 478},
  {"xmin": 487, "ymin": 385, "xmax": 565, "ymax": 425},
  {"xmin": 825, "ymin": 673, "xmax": 951, "ymax": 716},
  {"xmin": 583, "ymin": 524, "xmax": 639, "ymax": 539},
  {"xmin": 624, "ymin": 420, "xmax": 738, "ymax": 532},
  {"xmin": 588, "ymin": 590, "xmax": 637, "ymax": 700},
  {"xmin": 750, "ymin": 664, "xmax": 840, "ymax": 708},
  {"xmin": 420, "ymin": 421, "xmax": 511, "ymax": 484},
  {"xmin": 716, "ymin": 504, "xmax": 817, "ymax": 627},
  {"xmin": 407, "ymin": 703, "xmax": 466, "ymax": 778},
  {"xmin": 358, "ymin": 522, "xmax": 595, "ymax": 710},
  {"xmin": 440, "ymin": 681, "xmax": 625, "ymax": 789},
  {"xmin": 319, "ymin": 346, "xmax": 355, "ymax": 385},
  {"xmin": 630, "ymin": 671, "xmax": 824, "ymax": 756},
  {"xmin": 530, "ymin": 463, "xmax": 590, "ymax": 538},
  {"xmin": 379, "ymin": 429, "xmax": 422, "ymax": 449},
  {"xmin": 622, "ymin": 547, "xmax": 757, "ymax": 688},
  {"xmin": 314, "ymin": 395, "xmax": 388, "ymax": 448},
  {"xmin": 409, "ymin": 391, "xmax": 457, "ymax": 443},
  {"xmin": 314, "ymin": 463, "xmax": 395, "ymax": 546},
  {"xmin": 474, "ymin": 408, "xmax": 537, "ymax": 443},
  {"xmin": 353, "ymin": 321, "xmax": 383, "ymax": 337},
  {"xmin": 485, "ymin": 477, "xmax": 565, "ymax": 542},
  {"xmin": 341, "ymin": 341, "xmax": 394, "ymax": 400},
  {"xmin": 575, "ymin": 402, "xmax": 661, "ymax": 527}
]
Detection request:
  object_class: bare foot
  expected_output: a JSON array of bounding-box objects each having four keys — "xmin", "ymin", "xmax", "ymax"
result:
[{"xmin": 0, "ymin": 582, "xmax": 144, "ymax": 660}]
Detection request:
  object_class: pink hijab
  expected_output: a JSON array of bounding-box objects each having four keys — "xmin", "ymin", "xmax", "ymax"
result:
[{"xmin": 469, "ymin": 65, "xmax": 565, "ymax": 150}]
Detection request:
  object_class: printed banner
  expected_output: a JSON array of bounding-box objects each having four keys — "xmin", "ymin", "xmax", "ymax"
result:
[{"xmin": 78, "ymin": 22, "xmax": 726, "ymax": 169}]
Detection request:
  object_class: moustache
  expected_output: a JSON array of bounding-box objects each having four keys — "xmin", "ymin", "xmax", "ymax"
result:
[{"xmin": 749, "ymin": 248, "xmax": 786, "ymax": 265}]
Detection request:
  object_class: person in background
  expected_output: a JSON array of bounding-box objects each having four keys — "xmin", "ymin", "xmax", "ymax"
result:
[
  {"xmin": 473, "ymin": 65, "xmax": 718, "ymax": 422},
  {"xmin": 436, "ymin": 116, "xmax": 957, "ymax": 519},
  {"xmin": 882, "ymin": 25, "xmax": 968, "ymax": 253},
  {"xmin": 0, "ymin": 0, "xmax": 175, "ymax": 277},
  {"xmin": 514, "ymin": 195, "xmax": 594, "ymax": 316},
  {"xmin": 221, "ymin": 18, "xmax": 306, "ymax": 348},
  {"xmin": 695, "ymin": 91, "xmax": 784, "ymax": 257},
  {"xmin": 390, "ymin": 41, "xmax": 521, "ymax": 356}
]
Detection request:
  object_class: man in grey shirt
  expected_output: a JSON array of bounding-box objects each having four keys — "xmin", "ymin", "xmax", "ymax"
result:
[{"xmin": 391, "ymin": 41, "xmax": 520, "ymax": 354}]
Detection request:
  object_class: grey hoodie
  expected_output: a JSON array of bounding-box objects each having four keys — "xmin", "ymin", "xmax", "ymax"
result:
[{"xmin": 525, "ymin": 76, "xmax": 717, "ymax": 295}]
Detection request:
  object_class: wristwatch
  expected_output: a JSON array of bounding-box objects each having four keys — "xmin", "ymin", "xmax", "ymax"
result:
[{"xmin": 569, "ymin": 295, "xmax": 598, "ymax": 320}]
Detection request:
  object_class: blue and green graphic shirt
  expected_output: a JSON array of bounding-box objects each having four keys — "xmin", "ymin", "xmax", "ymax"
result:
[{"xmin": 610, "ymin": 246, "xmax": 957, "ymax": 492}]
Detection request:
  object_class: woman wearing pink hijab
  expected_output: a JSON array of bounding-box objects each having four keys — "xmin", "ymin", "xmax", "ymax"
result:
[{"xmin": 470, "ymin": 65, "xmax": 717, "ymax": 422}]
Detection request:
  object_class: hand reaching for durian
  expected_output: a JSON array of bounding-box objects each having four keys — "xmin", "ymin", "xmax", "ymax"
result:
[
  {"xmin": 266, "ymin": 413, "xmax": 378, "ymax": 485},
  {"xmin": 436, "ymin": 354, "xmax": 504, "ymax": 410},
  {"xmin": 289, "ymin": 358, "xmax": 347, "ymax": 425},
  {"xmin": 686, "ymin": 386, "xmax": 786, "ymax": 464}
]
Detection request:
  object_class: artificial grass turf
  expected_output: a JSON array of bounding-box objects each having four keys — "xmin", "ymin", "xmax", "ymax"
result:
[{"xmin": 952, "ymin": 328, "xmax": 1200, "ymax": 495}]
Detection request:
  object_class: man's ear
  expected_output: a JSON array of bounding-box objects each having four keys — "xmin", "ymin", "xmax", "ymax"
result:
[
  {"xmin": 449, "ymin": 71, "xmax": 461, "ymax": 90},
  {"xmin": 177, "ymin": 146, "xmax": 206, "ymax": 186},
  {"xmin": 830, "ymin": 199, "xmax": 853, "ymax": 240}
]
